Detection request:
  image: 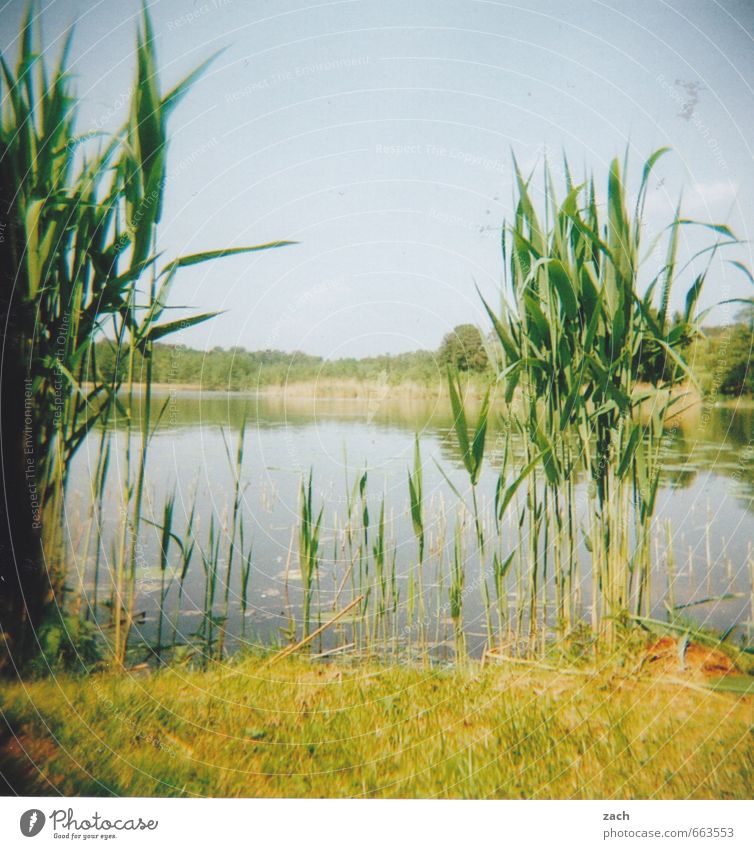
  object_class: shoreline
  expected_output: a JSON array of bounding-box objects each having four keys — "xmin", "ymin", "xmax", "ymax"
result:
[
  {"xmin": 83, "ymin": 381, "xmax": 754, "ymax": 412},
  {"xmin": 85, "ymin": 378, "xmax": 492, "ymax": 401}
]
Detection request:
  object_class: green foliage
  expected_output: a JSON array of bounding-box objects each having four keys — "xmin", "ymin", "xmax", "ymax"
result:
[
  {"xmin": 0, "ymin": 4, "xmax": 292, "ymax": 668},
  {"xmin": 718, "ymin": 326, "xmax": 754, "ymax": 396},
  {"xmin": 407, "ymin": 435, "xmax": 424, "ymax": 560},
  {"xmin": 0, "ymin": 0, "xmax": 292, "ymax": 477},
  {"xmin": 482, "ymin": 149, "xmax": 741, "ymax": 644},
  {"xmin": 447, "ymin": 368, "xmax": 490, "ymax": 487},
  {"xmin": 299, "ymin": 471, "xmax": 323, "ymax": 639},
  {"xmin": 691, "ymin": 323, "xmax": 754, "ymax": 397},
  {"xmin": 438, "ymin": 324, "xmax": 490, "ymax": 373},
  {"xmin": 449, "ymin": 519, "xmax": 464, "ymax": 622},
  {"xmin": 636, "ymin": 310, "xmax": 695, "ymax": 385},
  {"xmin": 28, "ymin": 613, "xmax": 101, "ymax": 674},
  {"xmin": 90, "ymin": 320, "xmax": 754, "ymax": 397},
  {"xmin": 92, "ymin": 341, "xmax": 458, "ymax": 390}
]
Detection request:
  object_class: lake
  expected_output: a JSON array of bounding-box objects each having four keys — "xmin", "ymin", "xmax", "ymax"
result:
[{"xmin": 65, "ymin": 390, "xmax": 754, "ymax": 660}]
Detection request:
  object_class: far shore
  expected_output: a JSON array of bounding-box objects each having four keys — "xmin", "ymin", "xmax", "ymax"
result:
[
  {"xmin": 84, "ymin": 378, "xmax": 488, "ymax": 401},
  {"xmin": 81, "ymin": 379, "xmax": 754, "ymax": 409}
]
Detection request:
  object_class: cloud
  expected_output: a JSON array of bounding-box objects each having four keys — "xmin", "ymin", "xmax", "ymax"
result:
[
  {"xmin": 685, "ymin": 180, "xmax": 739, "ymax": 216},
  {"xmin": 643, "ymin": 179, "xmax": 738, "ymax": 220}
]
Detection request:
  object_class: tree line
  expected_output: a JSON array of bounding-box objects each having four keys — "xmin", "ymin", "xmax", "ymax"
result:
[
  {"xmin": 91, "ymin": 318, "xmax": 754, "ymax": 397},
  {"xmin": 92, "ymin": 323, "xmax": 494, "ymax": 390}
]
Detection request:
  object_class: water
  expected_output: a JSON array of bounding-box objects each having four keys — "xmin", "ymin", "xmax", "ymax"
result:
[{"xmin": 65, "ymin": 391, "xmax": 754, "ymax": 659}]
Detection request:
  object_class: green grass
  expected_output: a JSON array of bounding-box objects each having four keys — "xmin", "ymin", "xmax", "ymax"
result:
[{"xmin": 2, "ymin": 655, "xmax": 752, "ymax": 798}]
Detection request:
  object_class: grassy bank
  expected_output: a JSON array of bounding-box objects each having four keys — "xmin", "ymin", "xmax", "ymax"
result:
[{"xmin": 2, "ymin": 654, "xmax": 752, "ymax": 798}]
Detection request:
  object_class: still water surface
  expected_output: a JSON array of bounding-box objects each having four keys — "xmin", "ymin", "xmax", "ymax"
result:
[{"xmin": 66, "ymin": 391, "xmax": 754, "ymax": 657}]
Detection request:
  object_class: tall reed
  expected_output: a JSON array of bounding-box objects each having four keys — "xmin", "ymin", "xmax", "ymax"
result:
[
  {"xmin": 299, "ymin": 471, "xmax": 323, "ymax": 639},
  {"xmin": 407, "ymin": 435, "xmax": 425, "ymax": 647},
  {"xmin": 481, "ymin": 150, "xmax": 734, "ymax": 648},
  {"xmin": 447, "ymin": 369, "xmax": 490, "ymax": 552},
  {"xmin": 0, "ymin": 6, "xmax": 293, "ymax": 667}
]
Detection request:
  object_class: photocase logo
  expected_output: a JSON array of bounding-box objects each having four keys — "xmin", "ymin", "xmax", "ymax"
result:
[{"xmin": 20, "ymin": 809, "xmax": 46, "ymax": 837}]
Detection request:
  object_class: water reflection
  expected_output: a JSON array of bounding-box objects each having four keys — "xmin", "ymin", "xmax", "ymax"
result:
[{"xmin": 69, "ymin": 391, "xmax": 754, "ymax": 656}]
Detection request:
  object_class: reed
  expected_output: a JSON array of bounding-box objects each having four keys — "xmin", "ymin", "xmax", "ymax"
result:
[
  {"xmin": 199, "ymin": 515, "xmax": 221, "ymax": 663},
  {"xmin": 449, "ymin": 518, "xmax": 465, "ymax": 659},
  {"xmin": 0, "ymin": 5, "xmax": 292, "ymax": 667},
  {"xmin": 239, "ymin": 536, "xmax": 253, "ymax": 638},
  {"xmin": 479, "ymin": 150, "xmax": 736, "ymax": 650},
  {"xmin": 372, "ymin": 498, "xmax": 388, "ymax": 642},
  {"xmin": 299, "ymin": 471, "xmax": 324, "ymax": 640},
  {"xmin": 218, "ymin": 418, "xmax": 247, "ymax": 656},
  {"xmin": 407, "ymin": 435, "xmax": 425, "ymax": 647},
  {"xmin": 5, "ymin": 10, "xmax": 751, "ymax": 670},
  {"xmin": 171, "ymin": 493, "xmax": 197, "ymax": 650},
  {"xmin": 447, "ymin": 369, "xmax": 490, "ymax": 552},
  {"xmin": 154, "ymin": 491, "xmax": 176, "ymax": 663}
]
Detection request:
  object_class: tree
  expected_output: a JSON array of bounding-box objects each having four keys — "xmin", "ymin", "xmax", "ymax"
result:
[
  {"xmin": 438, "ymin": 324, "xmax": 489, "ymax": 373},
  {"xmin": 735, "ymin": 304, "xmax": 754, "ymax": 330},
  {"xmin": 719, "ymin": 324, "xmax": 754, "ymax": 396}
]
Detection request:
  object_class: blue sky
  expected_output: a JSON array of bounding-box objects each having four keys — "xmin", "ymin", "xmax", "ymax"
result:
[{"xmin": 3, "ymin": 0, "xmax": 754, "ymax": 356}]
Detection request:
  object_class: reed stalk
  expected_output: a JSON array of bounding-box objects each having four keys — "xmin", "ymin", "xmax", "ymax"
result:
[
  {"xmin": 0, "ymin": 4, "xmax": 293, "ymax": 669},
  {"xmin": 480, "ymin": 150, "xmax": 733, "ymax": 652},
  {"xmin": 299, "ymin": 471, "xmax": 323, "ymax": 640}
]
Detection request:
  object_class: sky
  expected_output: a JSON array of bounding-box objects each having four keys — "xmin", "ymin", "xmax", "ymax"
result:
[{"xmin": 2, "ymin": 0, "xmax": 754, "ymax": 357}]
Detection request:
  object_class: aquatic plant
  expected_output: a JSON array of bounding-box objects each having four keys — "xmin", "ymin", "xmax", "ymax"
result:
[
  {"xmin": 0, "ymin": 5, "xmax": 293, "ymax": 666},
  {"xmin": 481, "ymin": 150, "xmax": 734, "ymax": 647}
]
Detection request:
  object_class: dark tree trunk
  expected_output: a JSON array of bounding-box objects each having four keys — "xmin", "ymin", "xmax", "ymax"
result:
[{"xmin": 0, "ymin": 181, "xmax": 47, "ymax": 672}]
